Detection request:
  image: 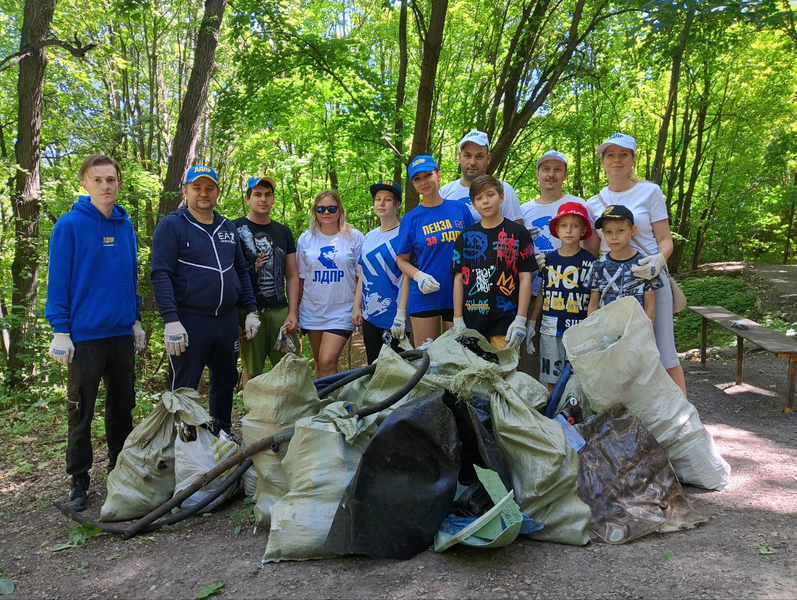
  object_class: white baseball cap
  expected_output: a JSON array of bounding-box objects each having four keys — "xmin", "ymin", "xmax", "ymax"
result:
[
  {"xmin": 459, "ymin": 130, "xmax": 490, "ymax": 150},
  {"xmin": 536, "ymin": 150, "xmax": 568, "ymax": 168},
  {"xmin": 597, "ymin": 133, "xmax": 637, "ymax": 154}
]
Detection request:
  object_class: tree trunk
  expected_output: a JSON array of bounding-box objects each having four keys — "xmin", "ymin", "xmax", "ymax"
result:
[
  {"xmin": 392, "ymin": 0, "xmax": 408, "ymax": 186},
  {"xmin": 7, "ymin": 0, "xmax": 56, "ymax": 388},
  {"xmin": 405, "ymin": 0, "xmax": 448, "ymax": 210},
  {"xmin": 158, "ymin": 0, "xmax": 227, "ymax": 217},
  {"xmin": 784, "ymin": 169, "xmax": 796, "ymax": 264},
  {"xmin": 651, "ymin": 6, "xmax": 694, "ymax": 186}
]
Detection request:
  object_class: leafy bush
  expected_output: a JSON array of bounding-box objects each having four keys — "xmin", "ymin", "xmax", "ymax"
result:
[{"xmin": 672, "ymin": 276, "xmax": 757, "ymax": 351}]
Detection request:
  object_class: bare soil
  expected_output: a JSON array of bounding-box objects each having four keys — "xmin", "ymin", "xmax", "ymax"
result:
[{"xmin": 1, "ymin": 351, "xmax": 795, "ymax": 599}]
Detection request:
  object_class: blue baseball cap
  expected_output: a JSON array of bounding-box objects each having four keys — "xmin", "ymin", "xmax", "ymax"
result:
[
  {"xmin": 407, "ymin": 155, "xmax": 438, "ymax": 179},
  {"xmin": 247, "ymin": 176, "xmax": 277, "ymax": 191},
  {"xmin": 369, "ymin": 179, "xmax": 402, "ymax": 202},
  {"xmin": 184, "ymin": 165, "xmax": 219, "ymax": 185}
]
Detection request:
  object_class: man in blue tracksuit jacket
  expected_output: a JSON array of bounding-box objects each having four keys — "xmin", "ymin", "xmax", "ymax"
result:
[
  {"xmin": 45, "ymin": 154, "xmax": 146, "ymax": 512},
  {"xmin": 151, "ymin": 166, "xmax": 260, "ymax": 434}
]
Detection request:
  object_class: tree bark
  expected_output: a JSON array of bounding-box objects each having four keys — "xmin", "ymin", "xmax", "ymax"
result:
[
  {"xmin": 392, "ymin": 0, "xmax": 408, "ymax": 185},
  {"xmin": 7, "ymin": 0, "xmax": 56, "ymax": 387},
  {"xmin": 158, "ymin": 0, "xmax": 227, "ymax": 217},
  {"xmin": 651, "ymin": 6, "xmax": 694, "ymax": 186},
  {"xmin": 405, "ymin": 0, "xmax": 448, "ymax": 210}
]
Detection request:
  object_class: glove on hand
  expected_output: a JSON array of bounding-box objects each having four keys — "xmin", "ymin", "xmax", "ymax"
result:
[
  {"xmin": 528, "ymin": 226, "xmax": 543, "ymax": 241},
  {"xmin": 631, "ymin": 252, "xmax": 666, "ymax": 280},
  {"xmin": 505, "ymin": 316, "xmax": 528, "ymax": 350},
  {"xmin": 390, "ymin": 309, "xmax": 407, "ymax": 340},
  {"xmin": 49, "ymin": 333, "xmax": 75, "ymax": 364},
  {"xmin": 164, "ymin": 321, "xmax": 188, "ymax": 356},
  {"xmin": 525, "ymin": 321, "xmax": 537, "ymax": 354},
  {"xmin": 452, "ymin": 317, "xmax": 466, "ymax": 330},
  {"xmin": 244, "ymin": 312, "xmax": 261, "ymax": 340},
  {"xmin": 535, "ymin": 252, "xmax": 546, "ymax": 271},
  {"xmin": 133, "ymin": 320, "xmax": 146, "ymax": 352},
  {"xmin": 413, "ymin": 271, "xmax": 440, "ymax": 295}
]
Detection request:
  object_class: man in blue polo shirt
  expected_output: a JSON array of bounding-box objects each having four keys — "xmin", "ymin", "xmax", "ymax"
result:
[{"xmin": 151, "ymin": 166, "xmax": 259, "ymax": 434}]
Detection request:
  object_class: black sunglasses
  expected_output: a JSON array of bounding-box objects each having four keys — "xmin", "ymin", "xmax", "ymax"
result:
[{"xmin": 315, "ymin": 205, "xmax": 339, "ymax": 214}]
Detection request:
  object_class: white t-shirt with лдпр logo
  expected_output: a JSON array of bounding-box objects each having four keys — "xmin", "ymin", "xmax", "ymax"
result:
[
  {"xmin": 519, "ymin": 193, "xmax": 587, "ymax": 295},
  {"xmin": 297, "ymin": 228, "xmax": 364, "ymax": 331},
  {"xmin": 586, "ymin": 181, "xmax": 669, "ymax": 256},
  {"xmin": 439, "ymin": 179, "xmax": 523, "ymax": 222}
]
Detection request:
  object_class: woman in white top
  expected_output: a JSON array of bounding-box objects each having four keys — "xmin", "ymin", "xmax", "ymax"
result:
[
  {"xmin": 297, "ymin": 190, "xmax": 364, "ymax": 378},
  {"xmin": 584, "ymin": 133, "xmax": 687, "ymax": 396}
]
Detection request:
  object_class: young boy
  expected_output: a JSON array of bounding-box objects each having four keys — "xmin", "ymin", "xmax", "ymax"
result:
[
  {"xmin": 529, "ymin": 202, "xmax": 596, "ymax": 390},
  {"xmin": 585, "ymin": 204, "xmax": 662, "ymax": 321},
  {"xmin": 452, "ymin": 175, "xmax": 535, "ymax": 349}
]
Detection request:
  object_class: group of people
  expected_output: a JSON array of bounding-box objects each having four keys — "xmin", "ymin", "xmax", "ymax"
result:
[{"xmin": 45, "ymin": 129, "xmax": 685, "ymax": 512}]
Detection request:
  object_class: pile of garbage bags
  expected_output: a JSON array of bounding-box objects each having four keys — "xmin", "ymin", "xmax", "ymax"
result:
[{"xmin": 100, "ymin": 296, "xmax": 730, "ymax": 562}]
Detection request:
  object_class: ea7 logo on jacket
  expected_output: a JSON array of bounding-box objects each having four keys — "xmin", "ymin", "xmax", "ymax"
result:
[{"xmin": 217, "ymin": 231, "xmax": 236, "ymax": 244}]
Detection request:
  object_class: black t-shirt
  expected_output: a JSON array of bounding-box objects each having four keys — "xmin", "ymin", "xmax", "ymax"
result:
[
  {"xmin": 234, "ymin": 217, "xmax": 296, "ymax": 309},
  {"xmin": 452, "ymin": 219, "xmax": 536, "ymax": 336}
]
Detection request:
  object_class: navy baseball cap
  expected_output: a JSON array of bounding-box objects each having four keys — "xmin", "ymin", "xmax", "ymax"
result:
[
  {"xmin": 247, "ymin": 176, "xmax": 277, "ymax": 191},
  {"xmin": 595, "ymin": 204, "xmax": 635, "ymax": 229},
  {"xmin": 369, "ymin": 179, "xmax": 402, "ymax": 202},
  {"xmin": 407, "ymin": 155, "xmax": 438, "ymax": 179},
  {"xmin": 184, "ymin": 165, "xmax": 218, "ymax": 185}
]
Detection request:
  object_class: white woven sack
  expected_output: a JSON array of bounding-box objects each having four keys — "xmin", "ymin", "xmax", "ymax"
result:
[{"xmin": 562, "ymin": 297, "xmax": 730, "ymax": 490}]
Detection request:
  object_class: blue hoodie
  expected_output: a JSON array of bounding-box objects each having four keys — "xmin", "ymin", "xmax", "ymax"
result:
[
  {"xmin": 45, "ymin": 196, "xmax": 141, "ymax": 343},
  {"xmin": 151, "ymin": 205, "xmax": 256, "ymax": 323}
]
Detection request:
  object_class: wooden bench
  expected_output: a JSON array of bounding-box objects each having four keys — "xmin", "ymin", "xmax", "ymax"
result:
[{"xmin": 690, "ymin": 306, "xmax": 797, "ymax": 413}]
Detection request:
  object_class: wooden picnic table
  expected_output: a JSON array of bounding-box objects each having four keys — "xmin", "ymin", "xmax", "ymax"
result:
[{"xmin": 690, "ymin": 306, "xmax": 797, "ymax": 413}]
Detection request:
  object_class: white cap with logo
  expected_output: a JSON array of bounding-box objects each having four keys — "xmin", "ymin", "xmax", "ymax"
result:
[
  {"xmin": 536, "ymin": 150, "xmax": 568, "ymax": 168},
  {"xmin": 459, "ymin": 130, "xmax": 490, "ymax": 150},
  {"xmin": 597, "ymin": 133, "xmax": 637, "ymax": 154}
]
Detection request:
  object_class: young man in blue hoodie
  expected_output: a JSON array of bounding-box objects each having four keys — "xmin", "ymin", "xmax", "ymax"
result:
[
  {"xmin": 151, "ymin": 166, "xmax": 259, "ymax": 435},
  {"xmin": 45, "ymin": 155, "xmax": 145, "ymax": 511}
]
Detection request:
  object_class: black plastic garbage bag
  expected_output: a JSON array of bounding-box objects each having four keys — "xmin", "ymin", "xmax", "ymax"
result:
[
  {"xmin": 325, "ymin": 390, "xmax": 460, "ymax": 559},
  {"xmin": 577, "ymin": 405, "xmax": 707, "ymax": 544},
  {"xmin": 442, "ymin": 394, "xmax": 513, "ymax": 517}
]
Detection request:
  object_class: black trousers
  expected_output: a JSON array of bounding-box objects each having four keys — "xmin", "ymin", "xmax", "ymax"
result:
[
  {"xmin": 361, "ymin": 319, "xmax": 404, "ymax": 365},
  {"xmin": 66, "ymin": 335, "xmax": 135, "ymax": 477},
  {"xmin": 168, "ymin": 310, "xmax": 239, "ymax": 433}
]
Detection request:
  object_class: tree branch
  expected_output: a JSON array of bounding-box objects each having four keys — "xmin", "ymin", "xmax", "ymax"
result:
[{"xmin": 0, "ymin": 35, "xmax": 97, "ymax": 72}]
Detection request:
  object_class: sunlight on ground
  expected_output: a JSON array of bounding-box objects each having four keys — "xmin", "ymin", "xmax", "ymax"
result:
[{"xmin": 714, "ymin": 381, "xmax": 779, "ymax": 397}]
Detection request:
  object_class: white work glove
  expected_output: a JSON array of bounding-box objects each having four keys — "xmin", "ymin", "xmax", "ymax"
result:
[
  {"xmin": 244, "ymin": 312, "xmax": 261, "ymax": 340},
  {"xmin": 413, "ymin": 271, "xmax": 440, "ymax": 295},
  {"xmin": 164, "ymin": 321, "xmax": 189, "ymax": 356},
  {"xmin": 453, "ymin": 317, "xmax": 466, "ymax": 330},
  {"xmin": 133, "ymin": 320, "xmax": 146, "ymax": 352},
  {"xmin": 535, "ymin": 252, "xmax": 546, "ymax": 270},
  {"xmin": 49, "ymin": 333, "xmax": 75, "ymax": 364},
  {"xmin": 528, "ymin": 226, "xmax": 543, "ymax": 241},
  {"xmin": 505, "ymin": 316, "xmax": 528, "ymax": 350},
  {"xmin": 390, "ymin": 310, "xmax": 407, "ymax": 340},
  {"xmin": 632, "ymin": 252, "xmax": 666, "ymax": 280},
  {"xmin": 525, "ymin": 321, "xmax": 537, "ymax": 354}
]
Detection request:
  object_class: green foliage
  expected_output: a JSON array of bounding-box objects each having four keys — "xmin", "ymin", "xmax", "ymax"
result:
[
  {"xmin": 196, "ymin": 582, "xmax": 226, "ymax": 599},
  {"xmin": 672, "ymin": 276, "xmax": 757, "ymax": 351}
]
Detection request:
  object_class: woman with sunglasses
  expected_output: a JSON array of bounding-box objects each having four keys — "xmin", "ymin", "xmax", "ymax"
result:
[
  {"xmin": 297, "ymin": 190, "xmax": 364, "ymax": 378},
  {"xmin": 396, "ymin": 156, "xmax": 474, "ymax": 345}
]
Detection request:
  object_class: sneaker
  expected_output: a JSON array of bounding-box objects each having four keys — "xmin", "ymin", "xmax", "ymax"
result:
[{"xmin": 66, "ymin": 473, "xmax": 90, "ymax": 512}]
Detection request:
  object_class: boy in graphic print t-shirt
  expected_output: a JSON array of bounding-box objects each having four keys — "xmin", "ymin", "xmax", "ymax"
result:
[
  {"xmin": 529, "ymin": 202, "xmax": 596, "ymax": 389},
  {"xmin": 452, "ymin": 175, "xmax": 536, "ymax": 350}
]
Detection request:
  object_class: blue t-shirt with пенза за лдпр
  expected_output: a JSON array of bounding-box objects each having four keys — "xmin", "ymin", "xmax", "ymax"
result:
[{"xmin": 396, "ymin": 200, "xmax": 474, "ymax": 313}]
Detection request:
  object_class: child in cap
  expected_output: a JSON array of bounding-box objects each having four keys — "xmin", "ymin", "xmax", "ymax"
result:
[
  {"xmin": 451, "ymin": 175, "xmax": 535, "ymax": 350},
  {"xmin": 584, "ymin": 205, "xmax": 662, "ymax": 321},
  {"xmin": 529, "ymin": 202, "xmax": 596, "ymax": 389}
]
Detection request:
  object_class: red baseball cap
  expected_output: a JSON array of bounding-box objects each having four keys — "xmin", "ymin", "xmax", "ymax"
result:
[{"xmin": 549, "ymin": 202, "xmax": 592, "ymax": 240}]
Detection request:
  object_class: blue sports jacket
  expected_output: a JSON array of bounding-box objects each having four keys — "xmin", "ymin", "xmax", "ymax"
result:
[
  {"xmin": 45, "ymin": 195, "xmax": 141, "ymax": 343},
  {"xmin": 151, "ymin": 206, "xmax": 256, "ymax": 323}
]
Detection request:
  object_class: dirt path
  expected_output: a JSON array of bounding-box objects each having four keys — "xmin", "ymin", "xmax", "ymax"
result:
[{"xmin": 1, "ymin": 354, "xmax": 795, "ymax": 599}]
